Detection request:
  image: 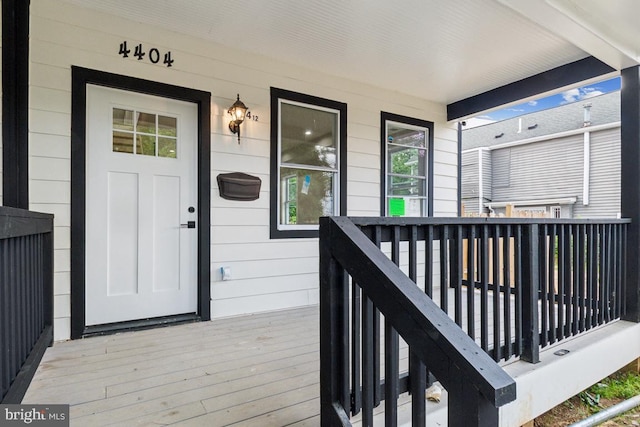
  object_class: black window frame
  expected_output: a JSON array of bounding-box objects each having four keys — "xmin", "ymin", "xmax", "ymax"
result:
[
  {"xmin": 380, "ymin": 111, "xmax": 434, "ymax": 217},
  {"xmin": 270, "ymin": 87, "xmax": 347, "ymax": 239}
]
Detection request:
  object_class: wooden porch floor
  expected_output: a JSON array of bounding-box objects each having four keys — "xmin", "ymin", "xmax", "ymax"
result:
[
  {"xmin": 22, "ymin": 287, "xmax": 518, "ymax": 426},
  {"xmin": 24, "ymin": 307, "xmax": 321, "ymax": 426}
]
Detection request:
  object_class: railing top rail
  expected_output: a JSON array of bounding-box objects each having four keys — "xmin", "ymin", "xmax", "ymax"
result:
[
  {"xmin": 321, "ymin": 216, "xmax": 517, "ymax": 408},
  {"xmin": 0, "ymin": 206, "xmax": 54, "ymax": 239},
  {"xmin": 348, "ymin": 216, "xmax": 631, "ymax": 226}
]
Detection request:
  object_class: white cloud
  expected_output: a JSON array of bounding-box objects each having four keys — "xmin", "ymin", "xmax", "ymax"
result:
[
  {"xmin": 528, "ymin": 100, "xmax": 538, "ymax": 106},
  {"xmin": 562, "ymin": 88, "xmax": 581, "ymax": 103},
  {"xmin": 582, "ymin": 90, "xmax": 604, "ymax": 99},
  {"xmin": 561, "ymin": 87, "xmax": 605, "ymax": 104},
  {"xmin": 507, "ymin": 108, "xmax": 525, "ymax": 112}
]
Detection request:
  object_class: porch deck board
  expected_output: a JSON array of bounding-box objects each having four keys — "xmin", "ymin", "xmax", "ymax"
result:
[
  {"xmin": 22, "ymin": 290, "xmax": 557, "ymax": 426},
  {"xmin": 24, "ymin": 307, "xmax": 321, "ymax": 426}
]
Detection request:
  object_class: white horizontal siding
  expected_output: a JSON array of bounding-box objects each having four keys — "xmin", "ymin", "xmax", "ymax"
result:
[{"xmin": 29, "ymin": 0, "xmax": 457, "ymax": 340}]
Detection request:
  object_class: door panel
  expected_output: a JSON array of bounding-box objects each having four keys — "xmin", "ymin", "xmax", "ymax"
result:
[
  {"xmin": 153, "ymin": 175, "xmax": 181, "ymax": 292},
  {"xmin": 107, "ymin": 171, "xmax": 139, "ymax": 296},
  {"xmin": 86, "ymin": 85, "xmax": 198, "ymax": 326}
]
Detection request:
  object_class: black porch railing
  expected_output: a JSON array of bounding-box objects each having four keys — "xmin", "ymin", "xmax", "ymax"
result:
[
  {"xmin": 1, "ymin": 206, "xmax": 54, "ymax": 403},
  {"xmin": 320, "ymin": 216, "xmax": 516, "ymax": 427},
  {"xmin": 319, "ymin": 216, "xmax": 628, "ymax": 426}
]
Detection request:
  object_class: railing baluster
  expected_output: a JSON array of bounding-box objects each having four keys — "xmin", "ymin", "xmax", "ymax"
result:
[
  {"xmin": 409, "ymin": 349, "xmax": 426, "ymax": 426},
  {"xmin": 598, "ymin": 224, "xmax": 606, "ymax": 324},
  {"xmin": 548, "ymin": 225, "xmax": 556, "ymax": 344},
  {"xmin": 514, "ymin": 225, "xmax": 524, "ymax": 357},
  {"xmin": 572, "ymin": 224, "xmax": 580, "ymax": 336},
  {"xmin": 385, "ymin": 226, "xmax": 401, "ymax": 427},
  {"xmin": 373, "ymin": 226, "xmax": 382, "ymax": 407},
  {"xmin": 492, "ymin": 225, "xmax": 501, "ymax": 361},
  {"xmin": 1, "ymin": 241, "xmax": 9, "ymax": 398},
  {"xmin": 557, "ymin": 225, "xmax": 566, "ymax": 340},
  {"xmin": 539, "ymin": 225, "xmax": 549, "ymax": 347},
  {"xmin": 578, "ymin": 224, "xmax": 586, "ymax": 333},
  {"xmin": 351, "ymin": 280, "xmax": 361, "ymax": 416},
  {"xmin": 425, "ymin": 225, "xmax": 434, "ymax": 296},
  {"xmin": 409, "ymin": 223, "xmax": 428, "ymax": 423},
  {"xmin": 612, "ymin": 224, "xmax": 619, "ymax": 319},
  {"xmin": 480, "ymin": 225, "xmax": 490, "ymax": 352},
  {"xmin": 621, "ymin": 224, "xmax": 628, "ymax": 318},
  {"xmin": 563, "ymin": 225, "xmax": 572, "ymax": 337},
  {"xmin": 454, "ymin": 225, "xmax": 463, "ymax": 326},
  {"xmin": 385, "ymin": 320, "xmax": 399, "ymax": 427},
  {"xmin": 467, "ymin": 225, "xmax": 476, "ymax": 339},
  {"xmin": 586, "ymin": 224, "xmax": 596, "ymax": 329},
  {"xmin": 617, "ymin": 224, "xmax": 625, "ymax": 318},
  {"xmin": 503, "ymin": 225, "xmax": 512, "ymax": 360},
  {"xmin": 440, "ymin": 225, "xmax": 450, "ymax": 314},
  {"xmin": 409, "ymin": 225, "xmax": 418, "ymax": 285},
  {"xmin": 605, "ymin": 224, "xmax": 613, "ymax": 323},
  {"xmin": 362, "ymin": 295, "xmax": 374, "ymax": 426}
]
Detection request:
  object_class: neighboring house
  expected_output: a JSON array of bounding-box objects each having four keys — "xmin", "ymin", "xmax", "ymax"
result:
[{"xmin": 462, "ymin": 91, "xmax": 621, "ymax": 218}]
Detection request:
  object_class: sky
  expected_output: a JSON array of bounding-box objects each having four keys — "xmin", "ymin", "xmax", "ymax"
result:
[{"xmin": 468, "ymin": 76, "xmax": 621, "ymax": 126}]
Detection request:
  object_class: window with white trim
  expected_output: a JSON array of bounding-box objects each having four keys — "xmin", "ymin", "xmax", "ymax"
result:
[{"xmin": 270, "ymin": 88, "xmax": 347, "ymax": 238}]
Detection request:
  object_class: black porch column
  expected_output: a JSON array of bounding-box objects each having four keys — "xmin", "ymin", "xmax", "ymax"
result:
[
  {"xmin": 2, "ymin": 0, "xmax": 30, "ymax": 208},
  {"xmin": 621, "ymin": 66, "xmax": 640, "ymax": 322}
]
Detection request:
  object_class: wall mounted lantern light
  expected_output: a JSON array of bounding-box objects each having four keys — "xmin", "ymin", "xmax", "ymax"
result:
[{"xmin": 228, "ymin": 94, "xmax": 248, "ymax": 144}]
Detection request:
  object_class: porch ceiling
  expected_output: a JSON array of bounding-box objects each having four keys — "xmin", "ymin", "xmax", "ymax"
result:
[{"xmin": 66, "ymin": 0, "xmax": 638, "ymax": 109}]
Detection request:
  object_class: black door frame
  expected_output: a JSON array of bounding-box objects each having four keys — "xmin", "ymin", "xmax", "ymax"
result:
[{"xmin": 70, "ymin": 67, "xmax": 211, "ymax": 339}]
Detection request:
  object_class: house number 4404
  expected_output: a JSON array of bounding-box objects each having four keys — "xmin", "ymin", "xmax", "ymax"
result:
[{"xmin": 119, "ymin": 41, "xmax": 174, "ymax": 67}]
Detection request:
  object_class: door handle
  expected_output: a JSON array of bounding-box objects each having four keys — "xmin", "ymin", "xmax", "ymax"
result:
[{"xmin": 180, "ymin": 221, "xmax": 196, "ymax": 229}]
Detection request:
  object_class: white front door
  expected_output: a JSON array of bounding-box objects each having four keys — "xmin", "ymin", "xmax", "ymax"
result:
[{"xmin": 85, "ymin": 85, "xmax": 198, "ymax": 325}]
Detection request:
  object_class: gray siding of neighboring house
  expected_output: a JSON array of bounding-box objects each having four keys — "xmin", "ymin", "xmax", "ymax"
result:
[
  {"xmin": 481, "ymin": 149, "xmax": 491, "ymax": 203},
  {"xmin": 461, "ymin": 150, "xmax": 480, "ymax": 213},
  {"xmin": 492, "ymin": 149, "xmax": 510, "ymax": 189},
  {"xmin": 575, "ymin": 127, "xmax": 620, "ymax": 218},
  {"xmin": 491, "ymin": 134, "xmax": 584, "ymax": 205}
]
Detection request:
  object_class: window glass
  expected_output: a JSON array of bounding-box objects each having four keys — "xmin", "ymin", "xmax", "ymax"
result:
[
  {"xmin": 158, "ymin": 137, "xmax": 177, "ymax": 158},
  {"xmin": 136, "ymin": 112, "xmax": 156, "ymax": 134},
  {"xmin": 112, "ymin": 131, "xmax": 134, "ymax": 153},
  {"xmin": 112, "ymin": 108, "xmax": 177, "ymax": 159},
  {"xmin": 281, "ymin": 103, "xmax": 337, "ymax": 169},
  {"xmin": 113, "ymin": 108, "xmax": 134, "ymax": 131},
  {"xmin": 136, "ymin": 134, "xmax": 156, "ymax": 156},
  {"xmin": 279, "ymin": 167, "xmax": 335, "ymax": 225}
]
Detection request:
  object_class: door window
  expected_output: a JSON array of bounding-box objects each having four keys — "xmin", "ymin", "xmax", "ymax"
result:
[{"xmin": 112, "ymin": 108, "xmax": 178, "ymax": 158}]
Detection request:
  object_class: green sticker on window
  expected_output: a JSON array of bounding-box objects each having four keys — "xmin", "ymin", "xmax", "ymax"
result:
[{"xmin": 389, "ymin": 198, "xmax": 405, "ymax": 217}]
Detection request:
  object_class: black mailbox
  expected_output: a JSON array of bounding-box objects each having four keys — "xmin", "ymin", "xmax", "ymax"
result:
[{"xmin": 216, "ymin": 172, "xmax": 262, "ymax": 201}]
